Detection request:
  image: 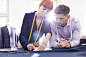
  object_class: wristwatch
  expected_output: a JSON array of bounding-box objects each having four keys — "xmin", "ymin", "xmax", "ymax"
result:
[{"xmin": 69, "ymin": 42, "xmax": 71, "ymax": 47}]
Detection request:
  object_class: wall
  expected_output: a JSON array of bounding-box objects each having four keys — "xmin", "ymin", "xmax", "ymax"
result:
[{"xmin": 9, "ymin": 0, "xmax": 34, "ymax": 34}]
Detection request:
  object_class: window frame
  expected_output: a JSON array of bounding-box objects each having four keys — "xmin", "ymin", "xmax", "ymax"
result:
[{"xmin": 0, "ymin": 0, "xmax": 9, "ymax": 23}]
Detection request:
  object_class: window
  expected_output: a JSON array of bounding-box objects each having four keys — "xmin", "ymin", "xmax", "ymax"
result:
[{"xmin": 0, "ymin": 0, "xmax": 9, "ymax": 27}]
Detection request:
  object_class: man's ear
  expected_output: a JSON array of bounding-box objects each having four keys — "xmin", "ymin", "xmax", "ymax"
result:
[{"xmin": 67, "ymin": 15, "xmax": 70, "ymax": 20}]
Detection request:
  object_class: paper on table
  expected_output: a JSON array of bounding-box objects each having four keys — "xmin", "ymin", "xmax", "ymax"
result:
[
  {"xmin": 33, "ymin": 47, "xmax": 52, "ymax": 51},
  {"xmin": 44, "ymin": 48, "xmax": 52, "ymax": 51}
]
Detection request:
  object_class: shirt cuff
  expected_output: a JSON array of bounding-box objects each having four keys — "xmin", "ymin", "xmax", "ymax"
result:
[{"xmin": 50, "ymin": 42, "xmax": 59, "ymax": 48}]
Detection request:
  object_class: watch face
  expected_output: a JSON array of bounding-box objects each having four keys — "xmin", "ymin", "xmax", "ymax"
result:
[{"xmin": 69, "ymin": 42, "xmax": 71, "ymax": 47}]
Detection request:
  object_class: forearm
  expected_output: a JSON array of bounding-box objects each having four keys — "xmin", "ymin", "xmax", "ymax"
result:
[
  {"xmin": 43, "ymin": 33, "xmax": 51, "ymax": 43},
  {"xmin": 19, "ymin": 34, "xmax": 30, "ymax": 49},
  {"xmin": 49, "ymin": 41, "xmax": 59, "ymax": 48},
  {"xmin": 70, "ymin": 20, "xmax": 81, "ymax": 47},
  {"xmin": 70, "ymin": 31, "xmax": 81, "ymax": 47},
  {"xmin": 49, "ymin": 30, "xmax": 59, "ymax": 48},
  {"xmin": 70, "ymin": 39, "xmax": 80, "ymax": 47}
]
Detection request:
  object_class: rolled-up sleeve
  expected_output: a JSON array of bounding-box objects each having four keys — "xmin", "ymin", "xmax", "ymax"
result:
[
  {"xmin": 49, "ymin": 22, "xmax": 59, "ymax": 48},
  {"xmin": 49, "ymin": 30, "xmax": 59, "ymax": 48},
  {"xmin": 70, "ymin": 20, "xmax": 81, "ymax": 47}
]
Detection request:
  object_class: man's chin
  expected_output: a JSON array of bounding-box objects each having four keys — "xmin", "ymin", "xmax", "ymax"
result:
[{"xmin": 57, "ymin": 24, "xmax": 61, "ymax": 26}]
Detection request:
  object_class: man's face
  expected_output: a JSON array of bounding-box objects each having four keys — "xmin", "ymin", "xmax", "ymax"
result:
[{"xmin": 55, "ymin": 14, "xmax": 70, "ymax": 27}]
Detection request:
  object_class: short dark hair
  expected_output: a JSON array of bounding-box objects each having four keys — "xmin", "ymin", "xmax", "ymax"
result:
[{"xmin": 54, "ymin": 4, "xmax": 70, "ymax": 16}]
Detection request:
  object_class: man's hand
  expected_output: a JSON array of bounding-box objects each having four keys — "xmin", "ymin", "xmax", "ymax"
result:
[
  {"xmin": 27, "ymin": 44, "xmax": 36, "ymax": 51},
  {"xmin": 58, "ymin": 40, "xmax": 66, "ymax": 48},
  {"xmin": 58, "ymin": 38, "xmax": 70, "ymax": 48},
  {"xmin": 37, "ymin": 42, "xmax": 47, "ymax": 51},
  {"xmin": 66, "ymin": 42, "xmax": 71, "ymax": 47}
]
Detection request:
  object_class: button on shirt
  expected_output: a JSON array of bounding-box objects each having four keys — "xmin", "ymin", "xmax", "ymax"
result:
[{"xmin": 49, "ymin": 16, "xmax": 81, "ymax": 48}]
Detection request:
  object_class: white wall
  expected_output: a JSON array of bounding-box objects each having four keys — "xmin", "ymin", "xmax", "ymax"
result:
[
  {"xmin": 83, "ymin": 0, "xmax": 86, "ymax": 36},
  {"xmin": 9, "ymin": 0, "xmax": 34, "ymax": 34}
]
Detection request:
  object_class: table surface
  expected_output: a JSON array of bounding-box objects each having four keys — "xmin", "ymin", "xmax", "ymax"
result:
[{"xmin": 0, "ymin": 45, "xmax": 86, "ymax": 57}]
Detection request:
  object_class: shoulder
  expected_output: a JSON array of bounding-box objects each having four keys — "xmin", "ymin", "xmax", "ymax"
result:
[
  {"xmin": 1, "ymin": 26, "xmax": 7, "ymax": 32},
  {"xmin": 23, "ymin": 11, "xmax": 37, "ymax": 22},
  {"xmin": 70, "ymin": 16, "xmax": 80, "ymax": 23},
  {"xmin": 1, "ymin": 26, "xmax": 7, "ymax": 29},
  {"xmin": 11, "ymin": 27, "xmax": 16, "ymax": 30},
  {"xmin": 24, "ymin": 11, "xmax": 36, "ymax": 17},
  {"xmin": 11, "ymin": 27, "xmax": 16, "ymax": 33},
  {"xmin": 70, "ymin": 16, "xmax": 81, "ymax": 29}
]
